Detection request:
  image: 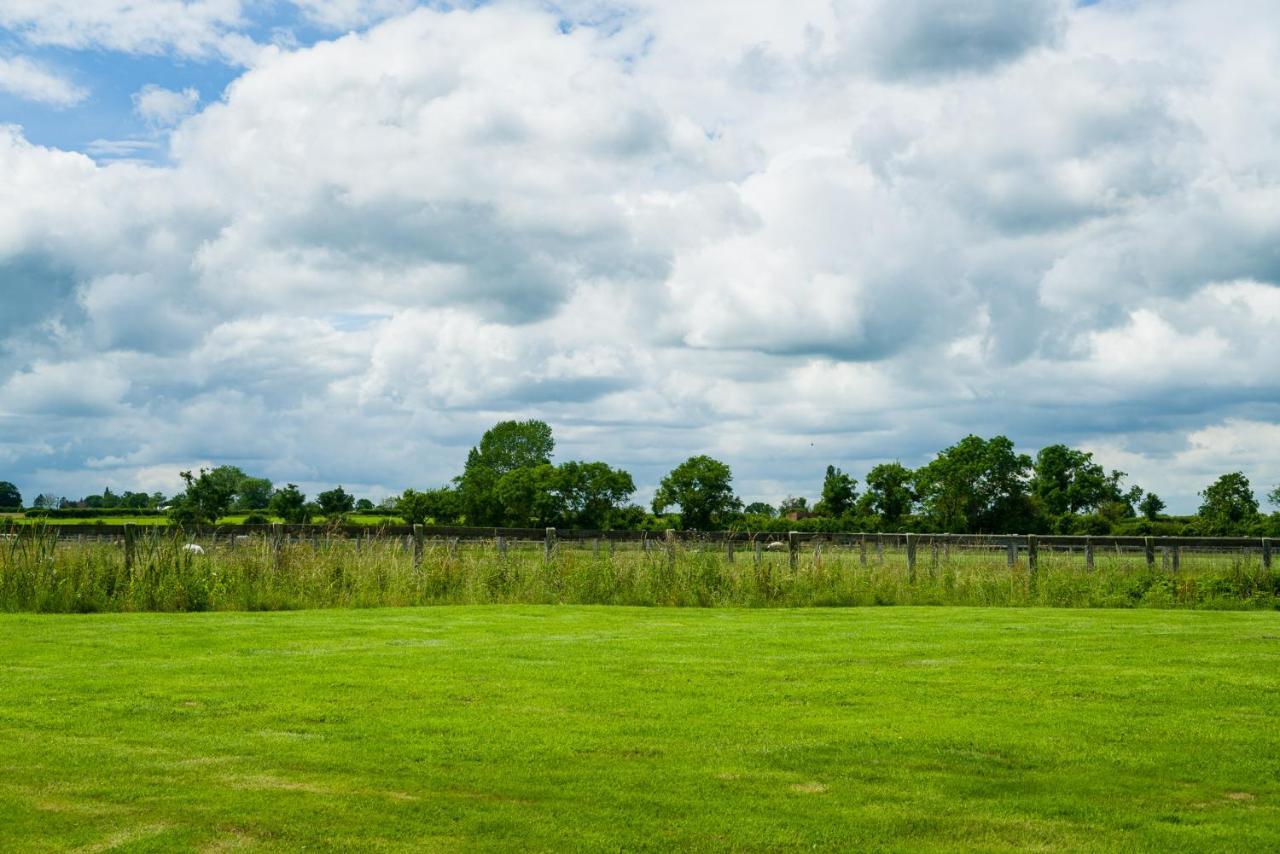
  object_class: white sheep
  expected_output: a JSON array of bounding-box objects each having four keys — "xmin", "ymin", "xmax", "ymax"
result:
[
  {"xmin": 765, "ymin": 541, "xmax": 787, "ymax": 551},
  {"xmin": 182, "ymin": 543, "xmax": 206, "ymax": 555}
]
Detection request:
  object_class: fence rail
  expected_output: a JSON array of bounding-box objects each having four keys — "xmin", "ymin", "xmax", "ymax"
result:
[{"xmin": 4, "ymin": 523, "xmax": 1273, "ymax": 574}]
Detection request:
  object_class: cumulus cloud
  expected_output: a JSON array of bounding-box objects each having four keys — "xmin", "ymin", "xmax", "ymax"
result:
[
  {"xmin": 0, "ymin": 55, "xmax": 87, "ymax": 105},
  {"xmin": 2, "ymin": 0, "xmax": 1280, "ymax": 512},
  {"xmin": 0, "ymin": 0, "xmax": 259, "ymax": 63},
  {"xmin": 840, "ymin": 0, "xmax": 1068, "ymax": 80},
  {"xmin": 132, "ymin": 84, "xmax": 200, "ymax": 127}
]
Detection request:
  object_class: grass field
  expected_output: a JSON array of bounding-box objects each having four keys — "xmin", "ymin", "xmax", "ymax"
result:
[
  {"xmin": 3, "ymin": 528, "xmax": 1277, "ymax": 612},
  {"xmin": 1, "ymin": 606, "xmax": 1277, "ymax": 851}
]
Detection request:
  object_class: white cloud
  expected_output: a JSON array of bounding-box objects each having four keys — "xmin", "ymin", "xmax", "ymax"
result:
[
  {"xmin": 2, "ymin": 1, "xmax": 1280, "ymax": 513},
  {"xmin": 132, "ymin": 84, "xmax": 200, "ymax": 127},
  {"xmin": 0, "ymin": 55, "xmax": 87, "ymax": 106},
  {"xmin": 0, "ymin": 0, "xmax": 260, "ymax": 63},
  {"xmin": 289, "ymin": 0, "xmax": 418, "ymax": 30}
]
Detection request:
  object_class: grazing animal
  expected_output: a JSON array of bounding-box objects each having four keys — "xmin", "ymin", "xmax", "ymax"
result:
[
  {"xmin": 766, "ymin": 541, "xmax": 787, "ymax": 551},
  {"xmin": 182, "ymin": 543, "xmax": 205, "ymax": 555}
]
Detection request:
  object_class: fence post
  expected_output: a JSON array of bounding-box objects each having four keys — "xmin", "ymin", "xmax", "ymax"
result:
[
  {"xmin": 665, "ymin": 529, "xmax": 677, "ymax": 570},
  {"xmin": 1085, "ymin": 536, "xmax": 1094, "ymax": 572},
  {"xmin": 753, "ymin": 537, "xmax": 762, "ymax": 567},
  {"xmin": 1263, "ymin": 538, "xmax": 1273, "ymax": 570},
  {"xmin": 1172, "ymin": 545, "xmax": 1181, "ymax": 573},
  {"xmin": 906, "ymin": 533, "xmax": 917, "ymax": 583},
  {"xmin": 123, "ymin": 524, "xmax": 136, "ymax": 573},
  {"xmin": 592, "ymin": 538, "xmax": 600, "ymax": 557},
  {"xmin": 929, "ymin": 537, "xmax": 939, "ymax": 580},
  {"xmin": 1161, "ymin": 547, "xmax": 1170, "ymax": 571},
  {"xmin": 726, "ymin": 537, "xmax": 735, "ymax": 564},
  {"xmin": 1144, "ymin": 537, "xmax": 1155, "ymax": 569},
  {"xmin": 496, "ymin": 534, "xmax": 507, "ymax": 558},
  {"xmin": 814, "ymin": 540, "xmax": 822, "ymax": 571},
  {"xmin": 859, "ymin": 536, "xmax": 867, "ymax": 566},
  {"xmin": 413, "ymin": 524, "xmax": 424, "ymax": 569},
  {"xmin": 876, "ymin": 536, "xmax": 884, "ymax": 564},
  {"xmin": 1006, "ymin": 538, "xmax": 1016, "ymax": 568},
  {"xmin": 788, "ymin": 531, "xmax": 799, "ymax": 571}
]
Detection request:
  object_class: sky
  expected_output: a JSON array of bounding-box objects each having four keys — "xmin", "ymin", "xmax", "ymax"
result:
[{"xmin": 1, "ymin": 0, "xmax": 1278, "ymax": 513}]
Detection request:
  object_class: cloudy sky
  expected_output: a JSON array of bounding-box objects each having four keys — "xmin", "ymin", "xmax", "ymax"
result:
[{"xmin": 1, "ymin": 0, "xmax": 1278, "ymax": 512}]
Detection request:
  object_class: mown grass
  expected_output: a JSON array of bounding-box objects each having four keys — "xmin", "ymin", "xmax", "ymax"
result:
[
  {"xmin": 1, "ymin": 527, "xmax": 1276, "ymax": 612},
  {"xmin": 0, "ymin": 607, "xmax": 1277, "ymax": 851}
]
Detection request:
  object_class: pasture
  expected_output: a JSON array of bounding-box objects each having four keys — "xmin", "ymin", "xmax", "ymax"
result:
[
  {"xmin": 1, "ymin": 526, "xmax": 1276, "ymax": 612},
  {"xmin": 0, "ymin": 606, "xmax": 1276, "ymax": 851}
]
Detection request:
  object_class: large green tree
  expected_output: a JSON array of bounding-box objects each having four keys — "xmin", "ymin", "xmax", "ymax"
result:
[
  {"xmin": 556, "ymin": 461, "xmax": 636, "ymax": 529},
  {"xmin": 269, "ymin": 484, "xmax": 314, "ymax": 524},
  {"xmin": 1031, "ymin": 445, "xmax": 1114, "ymax": 516},
  {"xmin": 456, "ymin": 420, "xmax": 556, "ymax": 525},
  {"xmin": 316, "ymin": 486, "xmax": 355, "ymax": 517},
  {"xmin": 495, "ymin": 464, "xmax": 565, "ymax": 528},
  {"xmin": 914, "ymin": 436, "xmax": 1033, "ymax": 533},
  {"xmin": 860, "ymin": 462, "xmax": 915, "ymax": 525},
  {"xmin": 1198, "ymin": 472, "xmax": 1258, "ymax": 534},
  {"xmin": 652, "ymin": 455, "xmax": 740, "ymax": 530},
  {"xmin": 0, "ymin": 481, "xmax": 20, "ymax": 509},
  {"xmin": 816, "ymin": 465, "xmax": 857, "ymax": 517},
  {"xmin": 168, "ymin": 469, "xmax": 237, "ymax": 525}
]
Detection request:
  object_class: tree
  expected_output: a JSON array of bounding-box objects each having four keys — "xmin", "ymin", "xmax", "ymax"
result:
[
  {"xmin": 1138, "ymin": 492, "xmax": 1165, "ymax": 521},
  {"xmin": 914, "ymin": 436, "xmax": 1033, "ymax": 533},
  {"xmin": 496, "ymin": 464, "xmax": 565, "ymax": 527},
  {"xmin": 652, "ymin": 455, "xmax": 740, "ymax": 530},
  {"xmin": 396, "ymin": 489, "xmax": 433, "ymax": 526},
  {"xmin": 1198, "ymin": 472, "xmax": 1258, "ymax": 534},
  {"xmin": 270, "ymin": 484, "xmax": 314, "ymax": 524},
  {"xmin": 168, "ymin": 469, "xmax": 236, "ymax": 525},
  {"xmin": 555, "ymin": 461, "xmax": 636, "ymax": 529},
  {"xmin": 456, "ymin": 420, "xmax": 555, "ymax": 525},
  {"xmin": 743, "ymin": 502, "xmax": 776, "ymax": 517},
  {"xmin": 317, "ymin": 486, "xmax": 355, "ymax": 517},
  {"xmin": 861, "ymin": 462, "xmax": 915, "ymax": 525},
  {"xmin": 816, "ymin": 465, "xmax": 857, "ymax": 517},
  {"xmin": 233, "ymin": 474, "xmax": 274, "ymax": 511},
  {"xmin": 0, "ymin": 481, "xmax": 20, "ymax": 509},
  {"xmin": 778, "ymin": 496, "xmax": 809, "ymax": 516},
  {"xmin": 1030, "ymin": 445, "xmax": 1114, "ymax": 516},
  {"xmin": 1269, "ymin": 485, "xmax": 1280, "ymax": 510},
  {"xmin": 396, "ymin": 487, "xmax": 461, "ymax": 526},
  {"xmin": 355, "ymin": 498, "xmax": 375, "ymax": 512}
]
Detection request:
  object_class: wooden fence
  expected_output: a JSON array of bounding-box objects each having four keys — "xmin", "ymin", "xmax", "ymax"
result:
[{"xmin": 4, "ymin": 523, "xmax": 1273, "ymax": 576}]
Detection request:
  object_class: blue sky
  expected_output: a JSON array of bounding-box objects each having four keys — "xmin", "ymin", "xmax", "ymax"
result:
[{"xmin": 1, "ymin": 0, "xmax": 1278, "ymax": 513}]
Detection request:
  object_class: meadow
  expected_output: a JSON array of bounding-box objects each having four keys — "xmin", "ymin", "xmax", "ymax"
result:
[
  {"xmin": 0, "ymin": 606, "xmax": 1276, "ymax": 851},
  {"xmin": 1, "ymin": 526, "xmax": 1276, "ymax": 612}
]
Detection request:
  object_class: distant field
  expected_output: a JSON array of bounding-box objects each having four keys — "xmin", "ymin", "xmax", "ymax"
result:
[{"xmin": 0, "ymin": 607, "xmax": 1276, "ymax": 851}]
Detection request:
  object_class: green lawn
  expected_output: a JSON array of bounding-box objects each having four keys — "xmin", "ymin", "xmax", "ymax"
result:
[{"xmin": 1, "ymin": 608, "xmax": 1277, "ymax": 851}]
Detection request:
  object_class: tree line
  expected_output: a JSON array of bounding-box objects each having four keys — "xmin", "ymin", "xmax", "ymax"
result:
[{"xmin": 3, "ymin": 421, "xmax": 1279, "ymax": 536}]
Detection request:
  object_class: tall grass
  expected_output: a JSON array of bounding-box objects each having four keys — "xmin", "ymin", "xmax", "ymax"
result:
[{"xmin": 1, "ymin": 527, "xmax": 1276, "ymax": 612}]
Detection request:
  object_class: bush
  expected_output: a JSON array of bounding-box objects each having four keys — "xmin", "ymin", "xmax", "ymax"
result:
[{"xmin": 241, "ymin": 513, "xmax": 269, "ymax": 525}]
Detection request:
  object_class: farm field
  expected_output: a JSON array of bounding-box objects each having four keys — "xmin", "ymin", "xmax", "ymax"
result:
[
  {"xmin": 0, "ymin": 606, "xmax": 1276, "ymax": 851},
  {"xmin": 2, "ymin": 527, "xmax": 1277, "ymax": 612}
]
